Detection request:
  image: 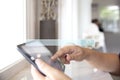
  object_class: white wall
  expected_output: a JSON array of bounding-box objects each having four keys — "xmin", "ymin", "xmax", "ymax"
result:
[
  {"xmin": 0, "ymin": 0, "xmax": 26, "ymax": 70},
  {"xmin": 26, "ymin": 0, "xmax": 37, "ymax": 39},
  {"xmin": 58, "ymin": 0, "xmax": 92, "ymax": 42},
  {"xmin": 58, "ymin": 0, "xmax": 78, "ymax": 40},
  {"xmin": 78, "ymin": 0, "xmax": 92, "ymax": 38},
  {"xmin": 26, "ymin": 0, "xmax": 42, "ymax": 39},
  {"xmin": 36, "ymin": 0, "xmax": 41, "ymax": 39}
]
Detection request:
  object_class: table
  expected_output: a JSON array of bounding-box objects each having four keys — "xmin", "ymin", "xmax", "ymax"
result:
[{"xmin": 65, "ymin": 60, "xmax": 113, "ymax": 80}]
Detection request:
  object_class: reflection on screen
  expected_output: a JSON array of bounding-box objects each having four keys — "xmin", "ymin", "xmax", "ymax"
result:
[{"xmin": 19, "ymin": 40, "xmax": 64, "ymax": 71}]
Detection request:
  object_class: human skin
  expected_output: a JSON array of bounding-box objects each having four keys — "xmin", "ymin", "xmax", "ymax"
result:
[
  {"xmin": 31, "ymin": 59, "xmax": 71, "ymax": 80},
  {"xmin": 52, "ymin": 45, "xmax": 120, "ymax": 76}
]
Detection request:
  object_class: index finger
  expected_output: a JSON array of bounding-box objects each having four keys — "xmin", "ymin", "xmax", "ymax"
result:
[
  {"xmin": 51, "ymin": 50, "xmax": 65, "ymax": 60},
  {"xmin": 51, "ymin": 46, "xmax": 73, "ymax": 60}
]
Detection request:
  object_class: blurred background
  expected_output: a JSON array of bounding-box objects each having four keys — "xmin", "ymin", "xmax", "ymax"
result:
[{"xmin": 0, "ymin": 0, "xmax": 120, "ymax": 80}]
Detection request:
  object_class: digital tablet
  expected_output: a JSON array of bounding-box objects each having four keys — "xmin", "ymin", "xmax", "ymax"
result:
[{"xmin": 17, "ymin": 40, "xmax": 65, "ymax": 76}]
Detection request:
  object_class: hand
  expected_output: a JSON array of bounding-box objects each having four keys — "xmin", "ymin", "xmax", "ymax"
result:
[
  {"xmin": 52, "ymin": 45, "xmax": 89, "ymax": 64},
  {"xmin": 31, "ymin": 59, "xmax": 71, "ymax": 80}
]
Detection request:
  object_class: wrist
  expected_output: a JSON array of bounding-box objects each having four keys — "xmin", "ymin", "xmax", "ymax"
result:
[{"xmin": 82, "ymin": 48, "xmax": 93, "ymax": 61}]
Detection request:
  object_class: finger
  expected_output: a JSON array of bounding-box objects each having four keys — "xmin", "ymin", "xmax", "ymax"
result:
[
  {"xmin": 59, "ymin": 56, "xmax": 70, "ymax": 64},
  {"xmin": 51, "ymin": 47, "xmax": 71, "ymax": 60},
  {"xmin": 68, "ymin": 52, "xmax": 83, "ymax": 61},
  {"xmin": 51, "ymin": 50, "xmax": 65, "ymax": 60},
  {"xmin": 68, "ymin": 53, "xmax": 76, "ymax": 60},
  {"xmin": 31, "ymin": 65, "xmax": 45, "ymax": 80},
  {"xmin": 66, "ymin": 54, "xmax": 72, "ymax": 62},
  {"xmin": 35, "ymin": 59, "xmax": 59, "ymax": 79}
]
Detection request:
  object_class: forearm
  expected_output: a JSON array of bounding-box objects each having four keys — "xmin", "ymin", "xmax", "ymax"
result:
[{"xmin": 84, "ymin": 48, "xmax": 120, "ymax": 75}]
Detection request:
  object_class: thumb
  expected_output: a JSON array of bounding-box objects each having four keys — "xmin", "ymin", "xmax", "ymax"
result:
[
  {"xmin": 31, "ymin": 65, "xmax": 45, "ymax": 80},
  {"xmin": 35, "ymin": 59, "xmax": 59, "ymax": 78}
]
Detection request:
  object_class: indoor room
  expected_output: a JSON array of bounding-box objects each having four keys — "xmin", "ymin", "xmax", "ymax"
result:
[{"xmin": 0, "ymin": 0, "xmax": 120, "ymax": 80}]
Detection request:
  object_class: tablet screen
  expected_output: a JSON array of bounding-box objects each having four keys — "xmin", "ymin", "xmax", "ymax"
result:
[{"xmin": 17, "ymin": 40, "xmax": 65, "ymax": 72}]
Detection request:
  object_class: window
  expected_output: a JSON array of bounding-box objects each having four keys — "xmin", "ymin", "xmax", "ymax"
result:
[
  {"xmin": 0, "ymin": 0, "xmax": 26, "ymax": 70},
  {"xmin": 100, "ymin": 5, "xmax": 119, "ymax": 32}
]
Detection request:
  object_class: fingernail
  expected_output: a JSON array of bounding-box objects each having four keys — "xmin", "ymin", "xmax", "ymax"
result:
[
  {"xmin": 51, "ymin": 56, "xmax": 54, "ymax": 59},
  {"xmin": 51, "ymin": 56, "xmax": 56, "ymax": 60}
]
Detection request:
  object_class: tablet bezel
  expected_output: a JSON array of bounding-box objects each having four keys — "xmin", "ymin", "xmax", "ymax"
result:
[{"xmin": 17, "ymin": 40, "xmax": 65, "ymax": 76}]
